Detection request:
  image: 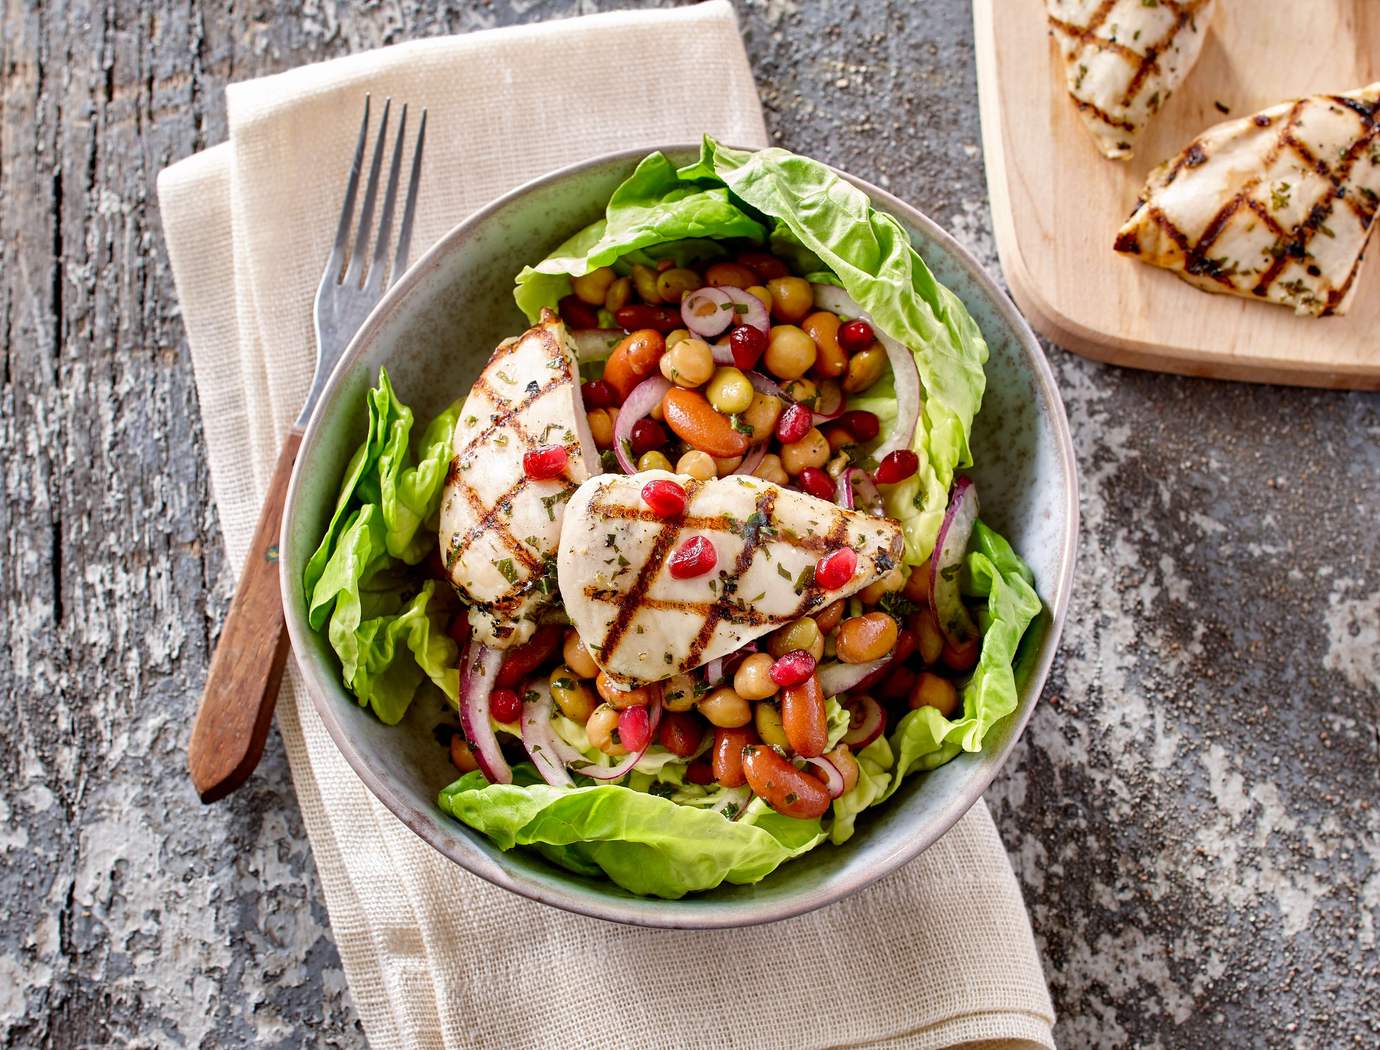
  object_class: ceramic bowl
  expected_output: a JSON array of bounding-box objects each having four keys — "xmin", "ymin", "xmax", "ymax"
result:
[{"xmin": 280, "ymin": 145, "xmax": 1079, "ymax": 928}]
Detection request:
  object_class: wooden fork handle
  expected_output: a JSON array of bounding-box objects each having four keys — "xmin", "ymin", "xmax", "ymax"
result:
[{"xmin": 188, "ymin": 427, "xmax": 303, "ymax": 803}]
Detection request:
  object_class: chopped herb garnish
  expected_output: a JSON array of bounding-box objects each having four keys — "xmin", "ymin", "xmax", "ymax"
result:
[
  {"xmin": 776, "ymin": 563, "xmax": 793, "ymax": 581},
  {"xmin": 1270, "ymin": 181, "xmax": 1291, "ymax": 211},
  {"xmin": 793, "ymin": 564, "xmax": 815, "ymax": 595},
  {"xmin": 494, "ymin": 558, "xmax": 520, "ymax": 585}
]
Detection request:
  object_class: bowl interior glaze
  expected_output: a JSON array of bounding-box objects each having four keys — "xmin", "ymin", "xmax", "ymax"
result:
[{"xmin": 281, "ymin": 146, "xmax": 1078, "ymax": 928}]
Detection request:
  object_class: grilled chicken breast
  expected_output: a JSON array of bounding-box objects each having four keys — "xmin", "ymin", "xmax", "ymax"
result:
[
  {"xmin": 1115, "ymin": 84, "xmax": 1380, "ymax": 316},
  {"xmin": 1047, "ymin": 0, "xmax": 1215, "ymax": 160},
  {"xmin": 558, "ymin": 471, "xmax": 905, "ymax": 687},
  {"xmin": 439, "ymin": 310, "xmax": 599, "ymax": 648}
]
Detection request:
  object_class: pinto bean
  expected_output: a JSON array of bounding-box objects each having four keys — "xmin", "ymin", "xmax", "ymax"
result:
[
  {"xmin": 712, "ymin": 726, "xmax": 757, "ymax": 787},
  {"xmin": 741, "ymin": 745, "xmax": 832, "ymax": 819},
  {"xmin": 780, "ymin": 673, "xmax": 828, "ymax": 758},
  {"xmin": 602, "ymin": 329, "xmax": 665, "ymax": 401},
  {"xmin": 662, "ymin": 388, "xmax": 750, "ymax": 458}
]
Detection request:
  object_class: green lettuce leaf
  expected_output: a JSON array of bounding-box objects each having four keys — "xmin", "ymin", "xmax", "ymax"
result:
[
  {"xmin": 881, "ymin": 521, "xmax": 1042, "ymax": 798},
  {"xmin": 829, "ymin": 736, "xmax": 894, "ymax": 845},
  {"xmin": 306, "ymin": 368, "xmax": 462, "ymax": 723},
  {"xmin": 440, "ymin": 766, "xmax": 824, "ymax": 898}
]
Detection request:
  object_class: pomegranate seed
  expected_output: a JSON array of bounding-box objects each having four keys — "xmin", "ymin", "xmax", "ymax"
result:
[
  {"xmin": 559, "ymin": 294, "xmax": 599, "ymax": 330},
  {"xmin": 875, "ymin": 450, "xmax": 919, "ymax": 485},
  {"xmin": 618, "ymin": 706, "xmax": 652, "ymax": 752},
  {"xmin": 686, "ymin": 760, "xmax": 715, "ymax": 785},
  {"xmin": 815, "ymin": 546, "xmax": 858, "ymax": 590},
  {"xmin": 838, "ymin": 409, "xmax": 880, "ymax": 442},
  {"xmin": 728, "ymin": 324, "xmax": 768, "ymax": 369},
  {"xmin": 641, "ymin": 479, "xmax": 687, "ymax": 517},
  {"xmin": 489, "ymin": 688, "xmax": 522, "ymax": 724},
  {"xmin": 776, "ymin": 403, "xmax": 813, "ymax": 444},
  {"xmin": 769, "ymin": 650, "xmax": 817, "ymax": 687},
  {"xmin": 798, "ymin": 467, "xmax": 835, "ymax": 501},
  {"xmin": 582, "ymin": 379, "xmax": 616, "ymax": 409},
  {"xmin": 668, "ymin": 535, "xmax": 717, "ymax": 579},
  {"xmin": 629, "ymin": 418, "xmax": 667, "ymax": 457},
  {"xmin": 523, "ymin": 444, "xmax": 569, "ymax": 480},
  {"xmin": 837, "ymin": 318, "xmax": 875, "ymax": 354}
]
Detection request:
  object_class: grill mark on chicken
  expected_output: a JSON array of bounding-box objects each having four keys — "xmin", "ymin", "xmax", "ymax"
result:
[
  {"xmin": 1046, "ymin": 14, "xmax": 1138, "ymax": 65},
  {"xmin": 1070, "ymin": 96, "xmax": 1137, "ymax": 133},
  {"xmin": 683, "ymin": 489, "xmax": 778, "ymax": 668},
  {"xmin": 1148, "ymin": 206, "xmax": 1192, "ymax": 253},
  {"xmin": 593, "ymin": 478, "xmax": 707, "ymax": 664},
  {"xmin": 1118, "ymin": 2, "xmax": 1205, "ymax": 111},
  {"xmin": 579, "ymin": 504, "xmax": 838, "ymax": 554}
]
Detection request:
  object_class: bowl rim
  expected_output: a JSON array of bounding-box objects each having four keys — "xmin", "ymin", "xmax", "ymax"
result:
[{"xmin": 281, "ymin": 143, "xmax": 1080, "ymax": 928}]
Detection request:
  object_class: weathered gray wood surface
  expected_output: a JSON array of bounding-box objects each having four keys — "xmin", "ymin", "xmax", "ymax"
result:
[{"xmin": 1, "ymin": 1, "xmax": 1376, "ymax": 1047}]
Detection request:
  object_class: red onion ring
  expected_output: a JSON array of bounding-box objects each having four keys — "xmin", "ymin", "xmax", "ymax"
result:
[
  {"xmin": 611, "ymin": 375, "xmax": 670, "ymax": 474},
  {"xmin": 834, "ymin": 467, "xmax": 884, "ymax": 514},
  {"xmin": 713, "ymin": 786, "xmax": 752, "ymax": 820},
  {"xmin": 458, "ymin": 642, "xmax": 511, "ymax": 784},
  {"xmin": 569, "ymin": 328, "xmax": 624, "ymax": 363},
  {"xmin": 746, "ymin": 370, "xmax": 787, "ymax": 400},
  {"xmin": 811, "ymin": 381, "xmax": 844, "ymax": 423},
  {"xmin": 733, "ymin": 443, "xmax": 767, "ymax": 478},
  {"xmin": 710, "ymin": 340, "xmax": 736, "ymax": 366},
  {"xmin": 804, "ymin": 756, "xmax": 846, "ymax": 799},
  {"xmin": 931, "ymin": 476, "xmax": 980, "ymax": 647},
  {"xmin": 722, "ymin": 287, "xmax": 770, "ymax": 334},
  {"xmin": 573, "ymin": 688, "xmax": 663, "ymax": 781},
  {"xmin": 810, "ymin": 283, "xmax": 921, "ymax": 460},
  {"xmin": 817, "ymin": 656, "xmax": 890, "ymax": 698},
  {"xmin": 704, "ymin": 640, "xmax": 759, "ymax": 687},
  {"xmin": 520, "ymin": 682, "xmax": 574, "ymax": 787},
  {"xmin": 681, "ymin": 287, "xmax": 735, "ymax": 339}
]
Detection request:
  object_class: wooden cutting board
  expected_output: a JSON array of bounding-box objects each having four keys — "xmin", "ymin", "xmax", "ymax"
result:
[{"xmin": 974, "ymin": 0, "xmax": 1380, "ymax": 389}]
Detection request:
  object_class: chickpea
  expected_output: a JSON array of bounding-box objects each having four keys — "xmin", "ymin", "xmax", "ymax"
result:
[
  {"xmin": 766, "ymin": 276, "xmax": 814, "ymax": 322},
  {"xmin": 676, "ymin": 450, "xmax": 717, "ymax": 481},
  {"xmin": 707, "ymin": 366, "xmax": 755, "ymax": 415},
  {"xmin": 910, "ymin": 607, "xmax": 945, "ymax": 665},
  {"xmin": 754, "ymin": 702, "xmax": 790, "ymax": 749},
  {"xmin": 764, "ymin": 325, "xmax": 818, "ymax": 380},
  {"xmin": 803, "ymin": 310, "xmax": 847, "ymax": 379},
  {"xmin": 704, "ymin": 261, "xmax": 757, "ymax": 289},
  {"xmin": 562, "ymin": 629, "xmax": 598, "ymax": 678},
  {"xmin": 665, "ymin": 328, "xmax": 690, "ymax": 349},
  {"xmin": 549, "ymin": 665, "xmax": 597, "ymax": 722},
  {"xmin": 814, "ymin": 598, "xmax": 845, "ymax": 634},
  {"xmin": 769, "ymin": 616, "xmax": 824, "ymax": 661},
  {"xmin": 909, "ymin": 672, "xmax": 959, "ymax": 718},
  {"xmin": 659, "ymin": 337, "xmax": 715, "ymax": 388},
  {"xmin": 740, "ymin": 391, "xmax": 783, "ymax": 444},
  {"xmin": 823, "ymin": 425, "xmax": 853, "ymax": 454},
  {"xmin": 733, "ymin": 652, "xmax": 780, "ymax": 701},
  {"xmin": 835, "ymin": 613, "xmax": 899, "ymax": 664},
  {"xmin": 587, "ymin": 408, "xmax": 615, "ymax": 449},
  {"xmin": 843, "ymin": 346, "xmax": 888, "ymax": 393},
  {"xmin": 572, "ymin": 266, "xmax": 616, "ymax": 306},
  {"xmin": 604, "ymin": 275, "xmax": 631, "ymax": 313},
  {"xmin": 859, "ymin": 567, "xmax": 906, "ymax": 605},
  {"xmin": 781, "ymin": 377, "xmax": 817, "ymax": 404},
  {"xmin": 745, "ymin": 285, "xmax": 772, "ymax": 310},
  {"xmin": 596, "ymin": 671, "xmax": 654, "ymax": 708},
  {"xmin": 780, "ymin": 427, "xmax": 830, "ymax": 476},
  {"xmin": 713, "ymin": 454, "xmax": 744, "ymax": 474},
  {"xmin": 697, "ymin": 685, "xmax": 752, "ymax": 728},
  {"xmin": 662, "ymin": 673, "xmax": 699, "ymax": 712},
  {"xmin": 753, "ymin": 453, "xmax": 790, "ymax": 486},
  {"xmin": 902, "ymin": 558, "xmax": 932, "ymax": 602},
  {"xmin": 585, "ymin": 704, "xmax": 627, "ymax": 755},
  {"xmin": 631, "ymin": 263, "xmax": 662, "ymax": 303},
  {"xmin": 657, "ymin": 267, "xmax": 700, "ymax": 303},
  {"xmin": 638, "ymin": 450, "xmax": 673, "ymax": 472}
]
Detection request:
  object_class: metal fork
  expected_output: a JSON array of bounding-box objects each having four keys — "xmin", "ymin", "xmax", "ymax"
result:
[{"xmin": 188, "ymin": 96, "xmax": 428, "ymax": 803}]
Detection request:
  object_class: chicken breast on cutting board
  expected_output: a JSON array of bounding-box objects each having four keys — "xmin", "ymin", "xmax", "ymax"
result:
[
  {"xmin": 1047, "ymin": 0, "xmax": 1216, "ymax": 160},
  {"xmin": 440, "ymin": 310, "xmax": 599, "ymax": 648},
  {"xmin": 1114, "ymin": 84, "xmax": 1380, "ymax": 316},
  {"xmin": 558, "ymin": 471, "xmax": 905, "ymax": 687}
]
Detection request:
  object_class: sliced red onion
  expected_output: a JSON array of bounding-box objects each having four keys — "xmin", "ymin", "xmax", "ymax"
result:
[
  {"xmin": 611, "ymin": 374, "xmax": 670, "ymax": 474},
  {"xmin": 733, "ymin": 443, "xmax": 767, "ymax": 478},
  {"xmin": 834, "ymin": 467, "xmax": 884, "ymax": 515},
  {"xmin": 573, "ymin": 689, "xmax": 663, "ymax": 781},
  {"xmin": 520, "ymin": 682, "xmax": 573, "ymax": 788},
  {"xmin": 746, "ymin": 370, "xmax": 787, "ymax": 400},
  {"xmin": 804, "ymin": 756, "xmax": 846, "ymax": 799},
  {"xmin": 711, "ymin": 340, "xmax": 736, "ymax": 366},
  {"xmin": 458, "ymin": 642, "xmax": 511, "ymax": 784},
  {"xmin": 681, "ymin": 287, "xmax": 735, "ymax": 339},
  {"xmin": 817, "ymin": 656, "xmax": 889, "ymax": 698},
  {"xmin": 841, "ymin": 695, "xmax": 886, "ymax": 750},
  {"xmin": 722, "ymin": 287, "xmax": 769, "ymax": 333},
  {"xmin": 570, "ymin": 328, "xmax": 624, "ymax": 363},
  {"xmin": 810, "ymin": 283, "xmax": 921, "ymax": 460},
  {"xmin": 811, "ymin": 381, "xmax": 844, "ymax": 423},
  {"xmin": 713, "ymin": 786, "xmax": 752, "ymax": 820},
  {"xmin": 931, "ymin": 476, "xmax": 980, "ymax": 647}
]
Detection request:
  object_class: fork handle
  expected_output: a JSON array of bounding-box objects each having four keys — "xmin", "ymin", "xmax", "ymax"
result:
[{"xmin": 188, "ymin": 427, "xmax": 303, "ymax": 803}]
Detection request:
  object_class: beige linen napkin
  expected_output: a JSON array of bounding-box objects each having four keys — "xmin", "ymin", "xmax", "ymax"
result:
[{"xmin": 158, "ymin": 4, "xmax": 1055, "ymax": 1047}]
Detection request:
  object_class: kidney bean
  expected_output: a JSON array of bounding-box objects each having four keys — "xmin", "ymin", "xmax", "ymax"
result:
[
  {"xmin": 942, "ymin": 636, "xmax": 980, "ymax": 672},
  {"xmin": 852, "ymin": 628, "xmax": 917, "ymax": 692},
  {"xmin": 713, "ymin": 726, "xmax": 757, "ymax": 787},
  {"xmin": 558, "ymin": 294, "xmax": 599, "ymax": 329},
  {"xmin": 736, "ymin": 251, "xmax": 790, "ymax": 280},
  {"xmin": 602, "ymin": 329, "xmax": 666, "ymax": 401},
  {"xmin": 704, "ymin": 261, "xmax": 758, "ymax": 288},
  {"xmin": 658, "ymin": 712, "xmax": 705, "ymax": 758},
  {"xmin": 741, "ymin": 745, "xmax": 832, "ymax": 819},
  {"xmin": 686, "ymin": 761, "xmax": 715, "ymax": 785},
  {"xmin": 661, "ymin": 388, "xmax": 750, "ymax": 458},
  {"xmin": 614, "ymin": 304, "xmax": 680, "ymax": 334},
  {"xmin": 495, "ymin": 625, "xmax": 564, "ymax": 688},
  {"xmin": 779, "ymin": 673, "xmax": 828, "ymax": 758}
]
